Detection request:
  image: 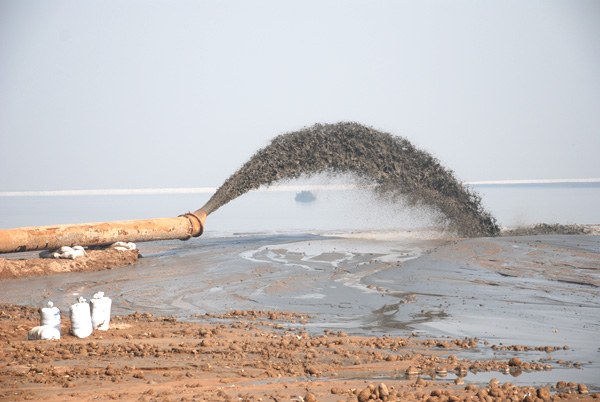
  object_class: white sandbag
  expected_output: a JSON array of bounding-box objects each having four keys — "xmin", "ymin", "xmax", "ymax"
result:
[
  {"xmin": 40, "ymin": 301, "xmax": 61, "ymax": 334},
  {"xmin": 57, "ymin": 246, "xmax": 74, "ymax": 253},
  {"xmin": 69, "ymin": 297, "xmax": 92, "ymax": 338},
  {"xmin": 109, "ymin": 241, "xmax": 136, "ymax": 251},
  {"xmin": 59, "ymin": 246, "xmax": 88, "ymax": 259},
  {"xmin": 90, "ymin": 291, "xmax": 112, "ymax": 331},
  {"xmin": 27, "ymin": 325, "xmax": 60, "ymax": 340},
  {"xmin": 39, "ymin": 245, "xmax": 88, "ymax": 259},
  {"xmin": 62, "ymin": 248, "xmax": 87, "ymax": 259}
]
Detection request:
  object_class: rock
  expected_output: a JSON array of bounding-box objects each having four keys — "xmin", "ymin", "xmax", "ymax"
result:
[
  {"xmin": 455, "ymin": 365, "xmax": 468, "ymax": 374},
  {"xmin": 330, "ymin": 387, "xmax": 344, "ymax": 395},
  {"xmin": 105, "ymin": 365, "xmax": 118, "ymax": 376},
  {"xmin": 304, "ymin": 392, "xmax": 317, "ymax": 402},
  {"xmin": 378, "ymin": 383, "xmax": 389, "ymax": 397},
  {"xmin": 578, "ymin": 384, "xmax": 589, "ymax": 394},
  {"xmin": 415, "ymin": 378, "xmax": 427, "ymax": 387},
  {"xmin": 509, "ymin": 357, "xmax": 522, "ymax": 366},
  {"xmin": 357, "ymin": 387, "xmax": 372, "ymax": 402},
  {"xmin": 229, "ymin": 344, "xmax": 242, "ymax": 352},
  {"xmin": 537, "ymin": 387, "xmax": 551, "ymax": 401},
  {"xmin": 406, "ymin": 366, "xmax": 420, "ymax": 375}
]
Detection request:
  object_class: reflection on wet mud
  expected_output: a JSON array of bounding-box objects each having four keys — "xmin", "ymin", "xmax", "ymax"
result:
[{"xmin": 365, "ymin": 300, "xmax": 450, "ymax": 331}]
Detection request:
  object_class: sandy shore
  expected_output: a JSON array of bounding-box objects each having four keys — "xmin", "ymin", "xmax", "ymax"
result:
[{"xmin": 0, "ymin": 229, "xmax": 599, "ymax": 401}]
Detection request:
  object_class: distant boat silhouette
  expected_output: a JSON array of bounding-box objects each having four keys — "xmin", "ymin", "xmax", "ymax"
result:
[{"xmin": 295, "ymin": 190, "xmax": 316, "ymax": 203}]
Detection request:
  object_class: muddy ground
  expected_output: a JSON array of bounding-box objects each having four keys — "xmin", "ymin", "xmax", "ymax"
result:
[
  {"xmin": 0, "ymin": 230, "xmax": 599, "ymax": 401},
  {"xmin": 0, "ymin": 304, "xmax": 596, "ymax": 402}
]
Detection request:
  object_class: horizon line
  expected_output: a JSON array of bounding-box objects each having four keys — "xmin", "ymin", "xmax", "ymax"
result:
[
  {"xmin": 0, "ymin": 178, "xmax": 599, "ymax": 197},
  {"xmin": 465, "ymin": 178, "xmax": 600, "ymax": 185}
]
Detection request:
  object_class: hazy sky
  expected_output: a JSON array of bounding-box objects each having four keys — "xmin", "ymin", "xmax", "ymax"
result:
[{"xmin": 1, "ymin": 0, "xmax": 599, "ymax": 192}]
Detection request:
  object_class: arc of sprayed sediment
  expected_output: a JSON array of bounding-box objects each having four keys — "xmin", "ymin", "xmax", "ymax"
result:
[{"xmin": 195, "ymin": 122, "xmax": 499, "ymax": 237}]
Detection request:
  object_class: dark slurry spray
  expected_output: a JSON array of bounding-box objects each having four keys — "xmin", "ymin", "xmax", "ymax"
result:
[{"xmin": 199, "ymin": 122, "xmax": 499, "ymax": 237}]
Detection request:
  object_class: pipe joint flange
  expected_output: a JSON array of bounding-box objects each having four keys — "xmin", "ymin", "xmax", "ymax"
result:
[{"xmin": 179, "ymin": 213, "xmax": 204, "ymax": 239}]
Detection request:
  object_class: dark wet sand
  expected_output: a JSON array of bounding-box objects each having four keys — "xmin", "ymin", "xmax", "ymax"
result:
[{"xmin": 1, "ymin": 230, "xmax": 599, "ymax": 396}]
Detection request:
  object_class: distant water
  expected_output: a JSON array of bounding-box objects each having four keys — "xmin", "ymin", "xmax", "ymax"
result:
[
  {"xmin": 0, "ymin": 183, "xmax": 599, "ymax": 233},
  {"xmin": 474, "ymin": 182, "xmax": 600, "ymax": 228}
]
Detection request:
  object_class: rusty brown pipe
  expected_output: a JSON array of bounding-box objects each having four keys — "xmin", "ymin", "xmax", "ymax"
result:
[{"xmin": 0, "ymin": 209, "xmax": 207, "ymax": 254}]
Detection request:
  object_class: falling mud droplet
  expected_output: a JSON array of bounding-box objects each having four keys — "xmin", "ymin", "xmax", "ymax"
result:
[{"xmin": 198, "ymin": 122, "xmax": 499, "ymax": 237}]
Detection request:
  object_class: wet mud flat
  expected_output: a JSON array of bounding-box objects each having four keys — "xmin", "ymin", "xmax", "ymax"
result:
[{"xmin": 0, "ymin": 230, "xmax": 599, "ymax": 400}]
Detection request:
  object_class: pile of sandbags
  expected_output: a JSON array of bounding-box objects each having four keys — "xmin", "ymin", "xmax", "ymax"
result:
[
  {"xmin": 39, "ymin": 246, "xmax": 88, "ymax": 259},
  {"xmin": 108, "ymin": 242, "xmax": 137, "ymax": 251},
  {"xmin": 26, "ymin": 292, "xmax": 113, "ymax": 340},
  {"xmin": 38, "ymin": 242, "xmax": 137, "ymax": 259}
]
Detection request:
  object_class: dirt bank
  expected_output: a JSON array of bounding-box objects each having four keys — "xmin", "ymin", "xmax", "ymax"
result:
[
  {"xmin": 0, "ymin": 249, "xmax": 139, "ymax": 279},
  {"xmin": 0, "ymin": 304, "xmax": 597, "ymax": 402}
]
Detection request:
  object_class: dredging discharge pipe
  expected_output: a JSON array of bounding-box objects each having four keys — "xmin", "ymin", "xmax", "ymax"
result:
[{"xmin": 0, "ymin": 209, "xmax": 207, "ymax": 254}]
